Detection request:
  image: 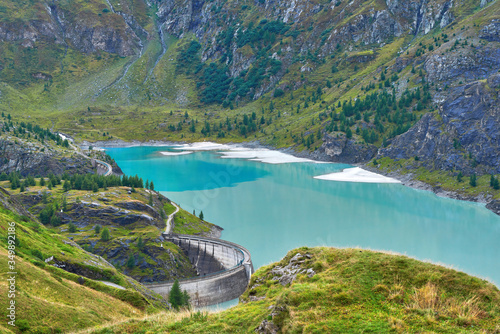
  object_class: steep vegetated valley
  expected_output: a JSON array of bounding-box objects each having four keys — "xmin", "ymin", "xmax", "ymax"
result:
[{"xmin": 1, "ymin": 0, "xmax": 500, "ymax": 333}]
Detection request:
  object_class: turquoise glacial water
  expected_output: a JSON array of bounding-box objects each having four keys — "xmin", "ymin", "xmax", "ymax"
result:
[{"xmin": 106, "ymin": 146, "xmax": 500, "ymax": 286}]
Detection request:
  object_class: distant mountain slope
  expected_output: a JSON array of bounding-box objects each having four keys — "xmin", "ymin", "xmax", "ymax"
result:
[{"xmin": 0, "ymin": 0, "xmax": 499, "ymax": 203}]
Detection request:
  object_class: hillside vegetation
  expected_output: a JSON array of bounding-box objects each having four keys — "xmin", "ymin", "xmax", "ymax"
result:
[
  {"xmin": 1, "ymin": 0, "xmax": 499, "ymax": 202},
  {"xmin": 0, "ymin": 187, "xmax": 163, "ymax": 333},
  {"xmin": 82, "ymin": 247, "xmax": 500, "ymax": 333}
]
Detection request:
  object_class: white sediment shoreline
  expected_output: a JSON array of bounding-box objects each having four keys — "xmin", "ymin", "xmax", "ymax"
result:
[
  {"xmin": 217, "ymin": 149, "xmax": 319, "ymax": 164},
  {"xmin": 173, "ymin": 142, "xmax": 320, "ymax": 164},
  {"xmin": 172, "ymin": 142, "xmax": 234, "ymax": 151},
  {"xmin": 159, "ymin": 151, "xmax": 194, "ymax": 156},
  {"xmin": 314, "ymin": 167, "xmax": 401, "ymax": 184}
]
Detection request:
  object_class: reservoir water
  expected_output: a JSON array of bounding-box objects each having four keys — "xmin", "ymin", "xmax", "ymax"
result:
[{"xmin": 106, "ymin": 145, "xmax": 500, "ymax": 287}]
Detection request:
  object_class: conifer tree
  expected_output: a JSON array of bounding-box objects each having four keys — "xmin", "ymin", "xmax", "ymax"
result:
[
  {"xmin": 169, "ymin": 280, "xmax": 183, "ymax": 310},
  {"xmin": 101, "ymin": 227, "xmax": 110, "ymax": 241}
]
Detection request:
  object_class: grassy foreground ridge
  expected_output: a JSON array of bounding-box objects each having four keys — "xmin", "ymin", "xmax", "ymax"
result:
[{"xmin": 81, "ymin": 247, "xmax": 500, "ymax": 334}]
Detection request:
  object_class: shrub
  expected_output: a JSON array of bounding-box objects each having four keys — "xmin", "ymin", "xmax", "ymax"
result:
[
  {"xmin": 274, "ymin": 88, "xmax": 285, "ymax": 98},
  {"xmin": 100, "ymin": 227, "xmax": 110, "ymax": 241},
  {"xmin": 68, "ymin": 223, "xmax": 77, "ymax": 233},
  {"xmin": 31, "ymin": 249, "xmax": 44, "ymax": 260}
]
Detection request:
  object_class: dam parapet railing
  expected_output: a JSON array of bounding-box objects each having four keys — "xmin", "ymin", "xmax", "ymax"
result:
[{"xmin": 144, "ymin": 233, "xmax": 254, "ymax": 307}]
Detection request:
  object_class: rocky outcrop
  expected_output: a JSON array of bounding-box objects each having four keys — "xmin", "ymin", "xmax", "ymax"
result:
[
  {"xmin": 321, "ymin": 133, "xmax": 378, "ymax": 163},
  {"xmin": 425, "ymin": 45, "xmax": 500, "ymax": 85},
  {"xmin": 92, "ymin": 239, "xmax": 197, "ymax": 283},
  {"xmin": 378, "ymin": 73, "xmax": 500, "ymax": 175},
  {"xmin": 269, "ymin": 253, "xmax": 315, "ymax": 286},
  {"xmin": 0, "ymin": 138, "xmax": 93, "ymax": 177},
  {"xmin": 0, "ymin": 2, "xmax": 141, "ymax": 56},
  {"xmin": 486, "ymin": 200, "xmax": 500, "ymax": 216},
  {"xmin": 479, "ymin": 20, "xmax": 500, "ymax": 42},
  {"xmin": 64, "ymin": 200, "xmax": 165, "ymax": 230}
]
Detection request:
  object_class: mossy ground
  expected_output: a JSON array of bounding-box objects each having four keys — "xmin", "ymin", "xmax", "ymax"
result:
[{"xmin": 81, "ymin": 247, "xmax": 500, "ymax": 333}]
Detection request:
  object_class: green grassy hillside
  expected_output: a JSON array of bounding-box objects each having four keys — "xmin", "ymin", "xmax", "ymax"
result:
[
  {"xmin": 0, "ymin": 187, "xmax": 163, "ymax": 333},
  {"xmin": 81, "ymin": 247, "xmax": 500, "ymax": 333}
]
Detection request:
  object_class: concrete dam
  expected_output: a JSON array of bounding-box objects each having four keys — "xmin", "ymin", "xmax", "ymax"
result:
[{"xmin": 147, "ymin": 234, "xmax": 254, "ymax": 307}]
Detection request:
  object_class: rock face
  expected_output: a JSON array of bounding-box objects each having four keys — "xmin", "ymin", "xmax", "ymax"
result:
[
  {"xmin": 0, "ymin": 138, "xmax": 93, "ymax": 177},
  {"xmin": 152, "ymin": 0, "xmax": 460, "ymax": 99},
  {"xmin": 0, "ymin": 2, "xmax": 141, "ymax": 56},
  {"xmin": 425, "ymin": 46, "xmax": 500, "ymax": 85},
  {"xmin": 486, "ymin": 200, "xmax": 500, "ymax": 216},
  {"xmin": 479, "ymin": 20, "xmax": 500, "ymax": 42},
  {"xmin": 321, "ymin": 134, "xmax": 378, "ymax": 164},
  {"xmin": 378, "ymin": 73, "xmax": 500, "ymax": 175}
]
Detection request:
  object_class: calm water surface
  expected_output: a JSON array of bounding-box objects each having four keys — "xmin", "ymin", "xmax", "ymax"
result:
[{"xmin": 106, "ymin": 146, "xmax": 500, "ymax": 286}]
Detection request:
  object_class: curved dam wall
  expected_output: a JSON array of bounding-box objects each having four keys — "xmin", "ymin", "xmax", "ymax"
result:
[{"xmin": 147, "ymin": 234, "xmax": 254, "ymax": 307}]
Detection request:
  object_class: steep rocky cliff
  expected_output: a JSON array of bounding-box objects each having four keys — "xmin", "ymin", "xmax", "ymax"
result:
[
  {"xmin": 0, "ymin": 1, "xmax": 141, "ymax": 56},
  {"xmin": 378, "ymin": 73, "xmax": 500, "ymax": 175},
  {"xmin": 0, "ymin": 137, "xmax": 93, "ymax": 176}
]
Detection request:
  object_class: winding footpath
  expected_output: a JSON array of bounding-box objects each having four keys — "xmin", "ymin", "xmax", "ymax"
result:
[{"xmin": 165, "ymin": 202, "xmax": 179, "ymax": 234}]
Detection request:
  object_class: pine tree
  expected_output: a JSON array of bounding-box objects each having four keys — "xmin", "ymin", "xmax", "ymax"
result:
[
  {"xmin": 94, "ymin": 225, "xmax": 101, "ymax": 234},
  {"xmin": 199, "ymin": 211, "xmax": 204, "ymax": 220},
  {"xmin": 137, "ymin": 237, "xmax": 144, "ymax": 249},
  {"xmin": 181, "ymin": 290, "xmax": 190, "ymax": 308},
  {"xmin": 169, "ymin": 279, "xmax": 183, "ymax": 310},
  {"xmin": 457, "ymin": 171, "xmax": 463, "ymax": 183},
  {"xmin": 100, "ymin": 227, "xmax": 110, "ymax": 241},
  {"xmin": 62, "ymin": 197, "xmax": 67, "ymax": 212},
  {"xmin": 126, "ymin": 255, "xmax": 135, "ymax": 269},
  {"xmin": 150, "ymin": 181, "xmax": 155, "ymax": 191},
  {"xmin": 491, "ymin": 175, "xmax": 500, "ymax": 190},
  {"xmin": 63, "ymin": 180, "xmax": 71, "ymax": 192},
  {"xmin": 68, "ymin": 223, "xmax": 77, "ymax": 233},
  {"xmin": 470, "ymin": 173, "xmax": 477, "ymax": 187}
]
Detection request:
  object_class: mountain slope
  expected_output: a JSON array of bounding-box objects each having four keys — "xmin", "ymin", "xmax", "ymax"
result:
[
  {"xmin": 0, "ymin": 187, "xmax": 161, "ymax": 333},
  {"xmin": 0, "ymin": 0, "xmax": 500, "ymax": 205}
]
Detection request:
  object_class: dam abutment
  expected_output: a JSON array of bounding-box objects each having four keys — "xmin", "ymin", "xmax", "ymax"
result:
[{"xmin": 147, "ymin": 234, "xmax": 254, "ymax": 307}]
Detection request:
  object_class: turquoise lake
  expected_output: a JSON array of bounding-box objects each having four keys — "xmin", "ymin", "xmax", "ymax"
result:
[{"xmin": 106, "ymin": 146, "xmax": 500, "ymax": 287}]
